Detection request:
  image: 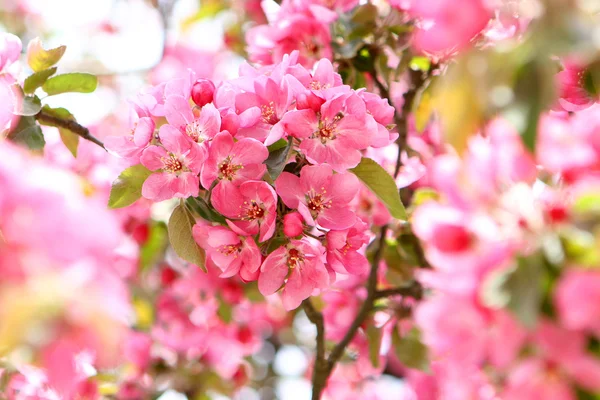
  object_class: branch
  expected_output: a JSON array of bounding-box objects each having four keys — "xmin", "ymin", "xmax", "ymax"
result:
[
  {"xmin": 35, "ymin": 109, "xmax": 106, "ymax": 150},
  {"xmin": 374, "ymin": 282, "xmax": 423, "ymax": 300},
  {"xmin": 302, "ymin": 299, "xmax": 325, "ymax": 363}
]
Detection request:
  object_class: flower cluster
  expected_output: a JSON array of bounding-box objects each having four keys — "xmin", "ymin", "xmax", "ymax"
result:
[
  {"xmin": 106, "ymin": 51, "xmax": 397, "ymax": 310},
  {"xmin": 400, "ymin": 111, "xmax": 600, "ymax": 398}
]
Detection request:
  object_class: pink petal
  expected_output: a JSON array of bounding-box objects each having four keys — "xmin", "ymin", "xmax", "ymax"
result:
[
  {"xmin": 142, "ymin": 172, "xmax": 176, "ymax": 201},
  {"xmin": 258, "ymin": 247, "xmax": 288, "ymax": 295},
  {"xmin": 141, "ymin": 146, "xmax": 168, "ymax": 171},
  {"xmin": 275, "ymin": 172, "xmax": 302, "ymax": 209},
  {"xmin": 164, "ymin": 95, "xmax": 194, "ymax": 128}
]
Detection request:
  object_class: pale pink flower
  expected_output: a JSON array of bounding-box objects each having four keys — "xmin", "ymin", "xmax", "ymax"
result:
[
  {"xmin": 246, "ymin": 15, "xmax": 332, "ymax": 68},
  {"xmin": 104, "ymin": 116, "xmax": 154, "ymax": 161},
  {"xmin": 408, "ymin": 0, "xmax": 491, "ymax": 55},
  {"xmin": 326, "ymin": 220, "xmax": 370, "ymax": 275},
  {"xmin": 274, "ymin": 92, "xmax": 376, "ymax": 170},
  {"xmin": 275, "ymin": 165, "xmax": 360, "ymax": 230},
  {"xmin": 123, "ymin": 331, "xmax": 153, "ymax": 374},
  {"xmin": 258, "ymin": 239, "xmax": 329, "ymax": 310},
  {"xmin": 193, "ymin": 224, "xmax": 261, "ymax": 281},
  {"xmin": 140, "ymin": 125, "xmax": 206, "ymax": 201},
  {"xmin": 211, "ymin": 180, "xmax": 278, "ymax": 242},
  {"xmin": 165, "ymin": 95, "xmax": 221, "ymax": 145},
  {"xmin": 201, "ymin": 131, "xmax": 268, "ymax": 189},
  {"xmin": 0, "ymin": 32, "xmax": 21, "ymax": 73},
  {"xmin": 234, "ymin": 75, "xmax": 292, "ymax": 142}
]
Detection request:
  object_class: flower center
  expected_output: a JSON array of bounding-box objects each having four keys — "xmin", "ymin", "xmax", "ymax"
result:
[
  {"xmin": 240, "ymin": 200, "xmax": 265, "ymax": 221},
  {"xmin": 185, "ymin": 120, "xmax": 207, "ymax": 143},
  {"xmin": 261, "ymin": 101, "xmax": 278, "ymax": 125},
  {"xmin": 217, "ymin": 244, "xmax": 241, "ymax": 257},
  {"xmin": 161, "ymin": 154, "xmax": 184, "ymax": 173},
  {"xmin": 314, "ymin": 115, "xmax": 342, "ymax": 144},
  {"xmin": 287, "ymin": 248, "xmax": 304, "ymax": 269},
  {"xmin": 306, "ymin": 187, "xmax": 332, "ymax": 214},
  {"xmin": 218, "ymin": 157, "xmax": 243, "ymax": 181},
  {"xmin": 310, "ymin": 80, "xmax": 330, "ymax": 91}
]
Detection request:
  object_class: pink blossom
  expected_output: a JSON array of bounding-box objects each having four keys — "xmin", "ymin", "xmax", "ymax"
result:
[
  {"xmin": 283, "ymin": 212, "xmax": 304, "ymax": 237},
  {"xmin": 211, "ymin": 180, "xmax": 278, "ymax": 242},
  {"xmin": 193, "ymin": 224, "xmax": 261, "ymax": 281},
  {"xmin": 0, "ymin": 32, "xmax": 21, "ymax": 72},
  {"xmin": 104, "ymin": 116, "xmax": 154, "ymax": 161},
  {"xmin": 200, "ymin": 131, "xmax": 268, "ymax": 189},
  {"xmin": 123, "ymin": 331, "xmax": 153, "ymax": 374},
  {"xmin": 555, "ymin": 61, "xmax": 596, "ymax": 112},
  {"xmin": 408, "ymin": 0, "xmax": 491, "ymax": 55},
  {"xmin": 191, "ymin": 78, "xmax": 216, "ymax": 107},
  {"xmin": 352, "ymin": 185, "xmax": 392, "ymax": 226},
  {"xmin": 235, "ymin": 75, "xmax": 292, "ymax": 142},
  {"xmin": 140, "ymin": 125, "xmax": 206, "ymax": 201},
  {"xmin": 326, "ymin": 220, "xmax": 370, "ymax": 275},
  {"xmin": 258, "ymin": 239, "xmax": 329, "ymax": 310},
  {"xmin": 555, "ymin": 268, "xmax": 600, "ymax": 336},
  {"xmin": 0, "ymin": 74, "xmax": 19, "ymax": 134},
  {"xmin": 276, "ymin": 165, "xmax": 360, "ymax": 230},
  {"xmin": 246, "ymin": 15, "xmax": 332, "ymax": 68},
  {"xmin": 165, "ymin": 95, "xmax": 221, "ymax": 144},
  {"xmin": 274, "ymin": 92, "xmax": 376, "ymax": 170}
]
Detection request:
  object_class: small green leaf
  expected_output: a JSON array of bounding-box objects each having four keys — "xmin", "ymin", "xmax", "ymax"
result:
[
  {"xmin": 266, "ymin": 138, "xmax": 293, "ymax": 180},
  {"xmin": 392, "ymin": 327, "xmax": 430, "ymax": 372},
  {"xmin": 14, "ymin": 95, "xmax": 42, "ymax": 116},
  {"xmin": 27, "ymin": 38, "xmax": 66, "ymax": 72},
  {"xmin": 168, "ymin": 205, "xmax": 206, "ymax": 271},
  {"xmin": 350, "ymin": 157, "xmax": 407, "ymax": 220},
  {"xmin": 267, "ymin": 139, "xmax": 288, "ymax": 152},
  {"xmin": 501, "ymin": 255, "xmax": 546, "ymax": 328},
  {"xmin": 59, "ymin": 128, "xmax": 79, "ymax": 157},
  {"xmin": 42, "ymin": 73, "xmax": 98, "ymax": 96},
  {"xmin": 186, "ymin": 196, "xmax": 226, "ymax": 224},
  {"xmin": 9, "ymin": 116, "xmax": 45, "ymax": 150},
  {"xmin": 108, "ymin": 164, "xmax": 152, "ymax": 209},
  {"xmin": 366, "ymin": 324, "xmax": 383, "ymax": 368},
  {"xmin": 23, "ymin": 67, "xmax": 57, "ymax": 94}
]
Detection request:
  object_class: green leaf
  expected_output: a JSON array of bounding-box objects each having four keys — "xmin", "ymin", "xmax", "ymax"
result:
[
  {"xmin": 9, "ymin": 116, "xmax": 45, "ymax": 150},
  {"xmin": 23, "ymin": 67, "xmax": 57, "ymax": 94},
  {"xmin": 59, "ymin": 128, "xmax": 79, "ymax": 157},
  {"xmin": 14, "ymin": 95, "xmax": 42, "ymax": 116},
  {"xmin": 267, "ymin": 139, "xmax": 288, "ymax": 152},
  {"xmin": 140, "ymin": 221, "xmax": 169, "ymax": 271},
  {"xmin": 350, "ymin": 157, "xmax": 407, "ymax": 220},
  {"xmin": 366, "ymin": 324, "xmax": 383, "ymax": 368},
  {"xmin": 266, "ymin": 138, "xmax": 293, "ymax": 180},
  {"xmin": 42, "ymin": 73, "xmax": 98, "ymax": 96},
  {"xmin": 501, "ymin": 255, "xmax": 546, "ymax": 328},
  {"xmin": 168, "ymin": 205, "xmax": 206, "ymax": 271},
  {"xmin": 108, "ymin": 164, "xmax": 152, "ymax": 209},
  {"xmin": 186, "ymin": 196, "xmax": 226, "ymax": 224},
  {"xmin": 27, "ymin": 38, "xmax": 66, "ymax": 72},
  {"xmin": 573, "ymin": 191, "xmax": 600, "ymax": 215},
  {"xmin": 392, "ymin": 327, "xmax": 430, "ymax": 372}
]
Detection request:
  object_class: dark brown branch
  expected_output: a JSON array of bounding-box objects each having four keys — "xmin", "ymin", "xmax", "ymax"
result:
[
  {"xmin": 35, "ymin": 109, "xmax": 105, "ymax": 150},
  {"xmin": 374, "ymin": 282, "xmax": 423, "ymax": 300}
]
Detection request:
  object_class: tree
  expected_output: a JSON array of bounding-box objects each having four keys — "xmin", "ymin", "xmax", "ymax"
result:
[{"xmin": 1, "ymin": 0, "xmax": 600, "ymax": 399}]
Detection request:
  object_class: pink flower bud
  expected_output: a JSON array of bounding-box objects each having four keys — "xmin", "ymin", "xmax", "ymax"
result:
[
  {"xmin": 283, "ymin": 212, "xmax": 304, "ymax": 237},
  {"xmin": 191, "ymin": 79, "xmax": 216, "ymax": 107}
]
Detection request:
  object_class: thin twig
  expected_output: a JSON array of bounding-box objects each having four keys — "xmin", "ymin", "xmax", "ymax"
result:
[
  {"xmin": 35, "ymin": 109, "xmax": 105, "ymax": 150},
  {"xmin": 374, "ymin": 282, "xmax": 423, "ymax": 300}
]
